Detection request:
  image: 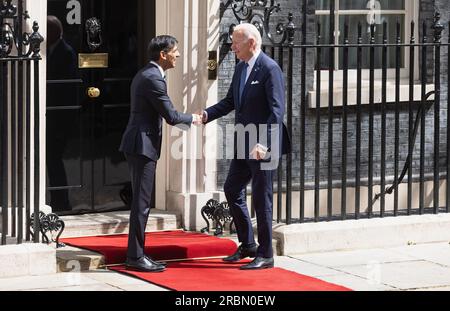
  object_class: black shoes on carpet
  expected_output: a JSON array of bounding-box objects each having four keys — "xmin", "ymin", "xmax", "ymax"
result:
[
  {"xmin": 223, "ymin": 244, "xmax": 274, "ymax": 270},
  {"xmin": 125, "ymin": 255, "xmax": 166, "ymax": 272}
]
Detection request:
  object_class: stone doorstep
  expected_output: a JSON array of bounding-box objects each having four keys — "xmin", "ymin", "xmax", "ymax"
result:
[
  {"xmin": 0, "ymin": 244, "xmax": 56, "ymax": 279},
  {"xmin": 60, "ymin": 210, "xmax": 181, "ymax": 239},
  {"xmin": 57, "ymin": 245, "xmax": 106, "ymax": 273}
]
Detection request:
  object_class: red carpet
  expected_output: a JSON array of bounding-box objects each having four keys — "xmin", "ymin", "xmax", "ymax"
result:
[
  {"xmin": 110, "ymin": 259, "xmax": 350, "ymax": 291},
  {"xmin": 61, "ymin": 230, "xmax": 237, "ymax": 263},
  {"xmin": 62, "ymin": 231, "xmax": 351, "ymax": 291}
]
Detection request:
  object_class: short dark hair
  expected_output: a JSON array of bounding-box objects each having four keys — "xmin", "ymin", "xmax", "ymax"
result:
[{"xmin": 147, "ymin": 35, "xmax": 178, "ymax": 62}]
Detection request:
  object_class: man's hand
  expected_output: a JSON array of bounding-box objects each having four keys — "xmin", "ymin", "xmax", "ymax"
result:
[
  {"xmin": 201, "ymin": 111, "xmax": 208, "ymax": 124},
  {"xmin": 192, "ymin": 114, "xmax": 203, "ymax": 125},
  {"xmin": 250, "ymin": 144, "xmax": 268, "ymax": 161}
]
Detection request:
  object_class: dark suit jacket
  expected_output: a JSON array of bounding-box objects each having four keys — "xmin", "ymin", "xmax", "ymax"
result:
[
  {"xmin": 119, "ymin": 63, "xmax": 193, "ymax": 161},
  {"xmin": 205, "ymin": 52, "xmax": 291, "ymax": 160}
]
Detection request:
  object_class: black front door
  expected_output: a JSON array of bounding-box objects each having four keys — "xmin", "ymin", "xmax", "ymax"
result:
[{"xmin": 46, "ymin": 0, "xmax": 155, "ymax": 215}]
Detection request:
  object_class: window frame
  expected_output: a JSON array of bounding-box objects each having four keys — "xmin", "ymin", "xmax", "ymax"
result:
[
  {"xmin": 314, "ymin": 0, "xmax": 419, "ymax": 83},
  {"xmin": 308, "ymin": 0, "xmax": 425, "ymax": 108}
]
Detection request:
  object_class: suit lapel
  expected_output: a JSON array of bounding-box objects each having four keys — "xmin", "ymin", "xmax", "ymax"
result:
[
  {"xmin": 239, "ymin": 53, "xmax": 264, "ymax": 111},
  {"xmin": 235, "ymin": 63, "xmax": 246, "ymax": 111}
]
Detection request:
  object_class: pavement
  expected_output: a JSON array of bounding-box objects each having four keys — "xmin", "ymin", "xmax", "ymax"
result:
[{"xmin": 1, "ymin": 240, "xmax": 450, "ymax": 291}]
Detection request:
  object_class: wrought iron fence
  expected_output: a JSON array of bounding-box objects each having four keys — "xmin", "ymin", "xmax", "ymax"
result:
[
  {"xmin": 222, "ymin": 0, "xmax": 450, "ymax": 224},
  {"xmin": 0, "ymin": 0, "xmax": 44, "ymax": 245}
]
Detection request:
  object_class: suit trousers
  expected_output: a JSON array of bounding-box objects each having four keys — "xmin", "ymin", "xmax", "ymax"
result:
[
  {"xmin": 125, "ymin": 153, "xmax": 156, "ymax": 259},
  {"xmin": 224, "ymin": 159, "xmax": 274, "ymax": 258}
]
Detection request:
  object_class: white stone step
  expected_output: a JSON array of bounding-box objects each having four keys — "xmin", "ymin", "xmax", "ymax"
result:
[
  {"xmin": 57, "ymin": 245, "xmax": 106, "ymax": 273},
  {"xmin": 0, "ymin": 243, "xmax": 56, "ymax": 279},
  {"xmin": 60, "ymin": 209, "xmax": 181, "ymax": 238}
]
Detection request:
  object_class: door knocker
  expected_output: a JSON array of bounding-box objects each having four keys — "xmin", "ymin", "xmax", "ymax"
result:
[{"xmin": 85, "ymin": 17, "xmax": 102, "ymax": 52}]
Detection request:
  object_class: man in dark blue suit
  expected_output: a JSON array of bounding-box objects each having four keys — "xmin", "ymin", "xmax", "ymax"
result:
[
  {"xmin": 202, "ymin": 24, "xmax": 290, "ymax": 270},
  {"xmin": 119, "ymin": 36, "xmax": 202, "ymax": 272}
]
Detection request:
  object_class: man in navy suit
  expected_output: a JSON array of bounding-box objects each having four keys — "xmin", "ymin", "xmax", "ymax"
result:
[
  {"xmin": 201, "ymin": 24, "xmax": 290, "ymax": 270},
  {"xmin": 119, "ymin": 35, "xmax": 202, "ymax": 272}
]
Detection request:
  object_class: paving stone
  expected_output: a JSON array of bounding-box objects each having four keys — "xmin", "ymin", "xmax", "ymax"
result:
[
  {"xmin": 275, "ymin": 256, "xmax": 341, "ymax": 277},
  {"xmin": 292, "ymin": 248, "xmax": 417, "ymax": 268},
  {"xmin": 336, "ymin": 260, "xmax": 450, "ymax": 290}
]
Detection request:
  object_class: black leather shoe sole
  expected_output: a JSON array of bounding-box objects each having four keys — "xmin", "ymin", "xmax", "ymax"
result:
[
  {"xmin": 239, "ymin": 258, "xmax": 274, "ymax": 270},
  {"xmin": 240, "ymin": 263, "xmax": 274, "ymax": 270},
  {"xmin": 144, "ymin": 255, "xmax": 167, "ymax": 267},
  {"xmin": 222, "ymin": 256, "xmax": 243, "ymax": 262},
  {"xmin": 125, "ymin": 263, "xmax": 166, "ymax": 273}
]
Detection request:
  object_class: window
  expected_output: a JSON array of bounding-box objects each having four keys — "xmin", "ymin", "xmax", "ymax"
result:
[
  {"xmin": 316, "ymin": 0, "xmax": 410, "ymax": 70},
  {"xmin": 309, "ymin": 0, "xmax": 422, "ymax": 107}
]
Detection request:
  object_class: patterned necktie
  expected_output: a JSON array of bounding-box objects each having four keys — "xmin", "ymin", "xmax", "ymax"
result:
[{"xmin": 239, "ymin": 63, "xmax": 249, "ymax": 104}]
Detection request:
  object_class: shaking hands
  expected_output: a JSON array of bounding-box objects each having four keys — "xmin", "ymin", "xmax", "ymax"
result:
[
  {"xmin": 192, "ymin": 114, "xmax": 203, "ymax": 125},
  {"xmin": 192, "ymin": 111, "xmax": 268, "ymax": 160},
  {"xmin": 192, "ymin": 111, "xmax": 207, "ymax": 126}
]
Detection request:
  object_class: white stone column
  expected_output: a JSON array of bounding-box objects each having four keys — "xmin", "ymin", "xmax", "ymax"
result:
[
  {"xmin": 24, "ymin": 0, "xmax": 51, "ymax": 214},
  {"xmin": 155, "ymin": 0, "xmax": 224, "ymax": 230}
]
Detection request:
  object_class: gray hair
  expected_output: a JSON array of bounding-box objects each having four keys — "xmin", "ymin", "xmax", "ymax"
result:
[{"xmin": 233, "ymin": 23, "xmax": 262, "ymax": 49}]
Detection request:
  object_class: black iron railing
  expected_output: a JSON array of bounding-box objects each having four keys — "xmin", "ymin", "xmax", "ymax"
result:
[
  {"xmin": 0, "ymin": 0, "xmax": 44, "ymax": 245},
  {"xmin": 221, "ymin": 0, "xmax": 450, "ymax": 224}
]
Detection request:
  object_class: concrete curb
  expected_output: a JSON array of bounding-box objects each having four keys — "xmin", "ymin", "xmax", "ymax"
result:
[{"xmin": 274, "ymin": 214, "xmax": 450, "ymax": 255}]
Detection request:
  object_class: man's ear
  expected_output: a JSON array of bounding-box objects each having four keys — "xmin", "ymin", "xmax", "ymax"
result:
[{"xmin": 159, "ymin": 50, "xmax": 167, "ymax": 61}]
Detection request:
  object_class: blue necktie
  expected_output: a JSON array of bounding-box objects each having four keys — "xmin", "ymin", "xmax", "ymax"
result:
[{"xmin": 239, "ymin": 63, "xmax": 248, "ymax": 104}]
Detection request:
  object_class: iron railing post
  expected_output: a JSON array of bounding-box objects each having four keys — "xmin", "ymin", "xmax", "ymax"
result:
[
  {"xmin": 327, "ymin": 0, "xmax": 335, "ymax": 221},
  {"xmin": 286, "ymin": 13, "xmax": 295, "ymax": 225},
  {"xmin": 432, "ymin": 12, "xmax": 444, "ymax": 214}
]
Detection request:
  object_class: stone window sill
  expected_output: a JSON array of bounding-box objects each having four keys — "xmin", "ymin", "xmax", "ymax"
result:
[{"xmin": 308, "ymin": 81, "xmax": 435, "ymax": 108}]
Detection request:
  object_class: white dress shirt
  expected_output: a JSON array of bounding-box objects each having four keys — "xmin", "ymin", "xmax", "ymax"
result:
[
  {"xmin": 150, "ymin": 61, "xmax": 165, "ymax": 79},
  {"xmin": 244, "ymin": 49, "xmax": 261, "ymax": 83}
]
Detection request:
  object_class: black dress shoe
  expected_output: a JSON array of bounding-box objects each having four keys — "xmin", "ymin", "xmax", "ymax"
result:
[
  {"xmin": 240, "ymin": 257, "xmax": 274, "ymax": 270},
  {"xmin": 144, "ymin": 255, "xmax": 167, "ymax": 267},
  {"xmin": 223, "ymin": 244, "xmax": 258, "ymax": 262},
  {"xmin": 125, "ymin": 256, "xmax": 166, "ymax": 272}
]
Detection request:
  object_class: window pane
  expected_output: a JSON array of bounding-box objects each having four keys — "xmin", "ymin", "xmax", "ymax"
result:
[
  {"xmin": 316, "ymin": 15, "xmax": 335, "ymax": 70},
  {"xmin": 339, "ymin": 0, "xmax": 405, "ymax": 10},
  {"xmin": 316, "ymin": 0, "xmax": 331, "ymax": 10},
  {"xmin": 338, "ymin": 15, "xmax": 405, "ymax": 69}
]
